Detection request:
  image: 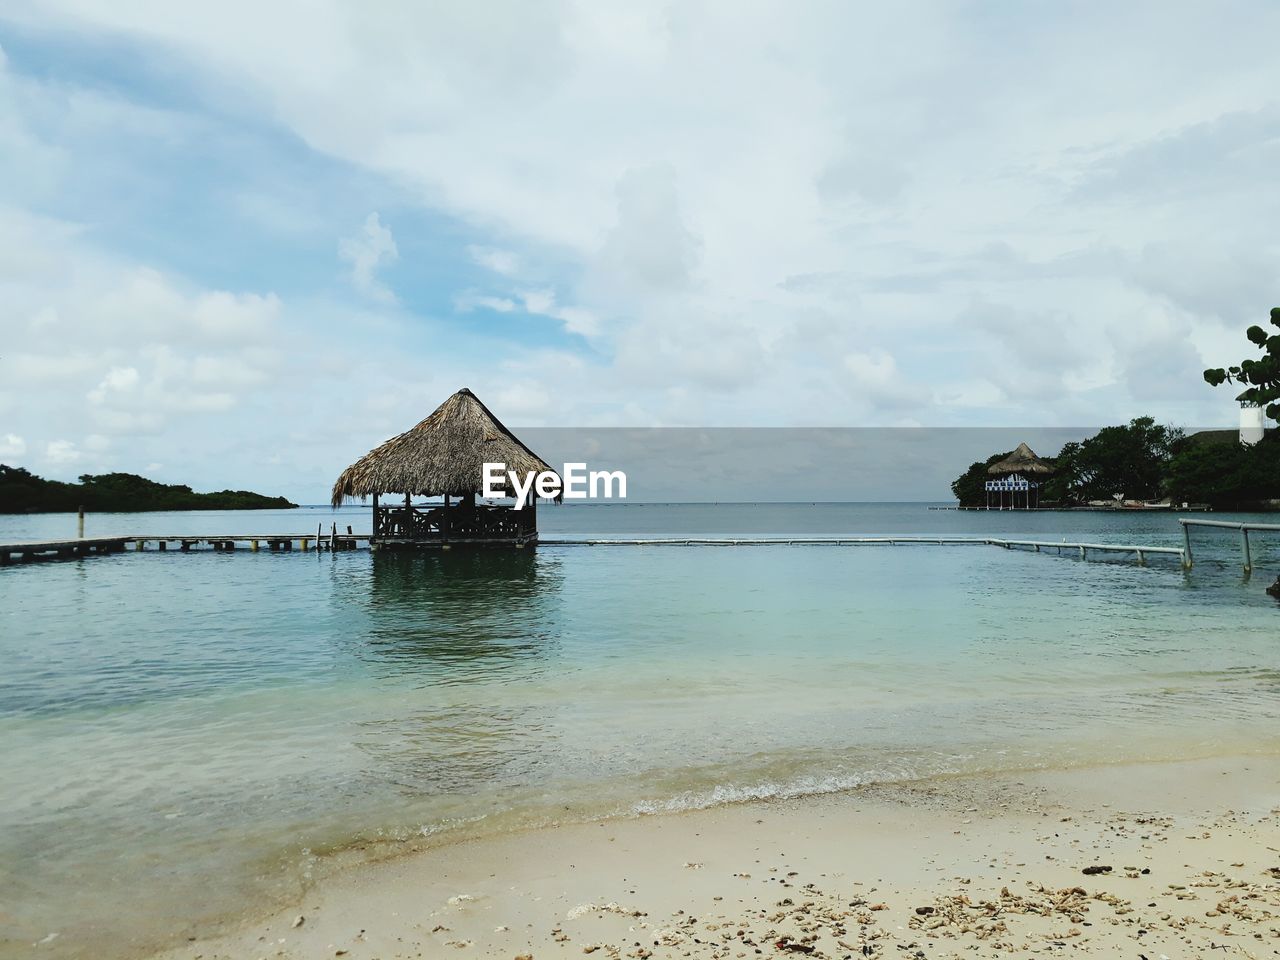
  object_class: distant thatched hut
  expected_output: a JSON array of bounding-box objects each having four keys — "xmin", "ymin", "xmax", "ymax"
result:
[
  {"xmin": 985, "ymin": 442, "xmax": 1053, "ymax": 509},
  {"xmin": 332, "ymin": 388, "xmax": 556, "ymax": 547}
]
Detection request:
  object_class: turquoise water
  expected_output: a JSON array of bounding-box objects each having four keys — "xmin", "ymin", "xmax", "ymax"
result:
[{"xmin": 2, "ymin": 504, "xmax": 1280, "ymax": 958}]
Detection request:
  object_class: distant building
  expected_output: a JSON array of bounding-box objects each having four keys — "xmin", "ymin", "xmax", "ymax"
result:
[
  {"xmin": 1240, "ymin": 401, "xmax": 1265, "ymax": 446},
  {"xmin": 984, "ymin": 442, "xmax": 1054, "ymax": 509},
  {"xmin": 331, "ymin": 387, "xmax": 558, "ymax": 548}
]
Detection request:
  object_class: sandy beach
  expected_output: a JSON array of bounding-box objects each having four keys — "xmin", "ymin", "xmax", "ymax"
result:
[{"xmin": 142, "ymin": 754, "xmax": 1280, "ymax": 960}]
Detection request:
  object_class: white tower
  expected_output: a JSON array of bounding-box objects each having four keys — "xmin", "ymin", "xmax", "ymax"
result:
[{"xmin": 1240, "ymin": 401, "xmax": 1265, "ymax": 446}]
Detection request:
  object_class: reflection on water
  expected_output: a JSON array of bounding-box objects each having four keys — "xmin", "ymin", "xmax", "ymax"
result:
[
  {"xmin": 344, "ymin": 550, "xmax": 565, "ymax": 795},
  {"xmin": 353, "ymin": 549, "xmax": 561, "ymax": 678}
]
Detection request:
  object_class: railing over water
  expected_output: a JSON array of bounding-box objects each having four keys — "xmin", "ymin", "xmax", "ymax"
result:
[
  {"xmin": 373, "ymin": 503, "xmax": 536, "ymax": 542},
  {"xmin": 1180, "ymin": 518, "xmax": 1280, "ymax": 574}
]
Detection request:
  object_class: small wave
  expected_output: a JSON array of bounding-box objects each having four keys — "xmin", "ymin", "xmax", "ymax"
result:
[{"xmin": 629, "ymin": 768, "xmax": 918, "ymax": 815}]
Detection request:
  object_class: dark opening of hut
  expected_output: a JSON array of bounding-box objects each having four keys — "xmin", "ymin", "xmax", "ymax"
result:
[
  {"xmin": 985, "ymin": 442, "xmax": 1054, "ymax": 510},
  {"xmin": 331, "ymin": 388, "xmax": 558, "ymax": 547}
]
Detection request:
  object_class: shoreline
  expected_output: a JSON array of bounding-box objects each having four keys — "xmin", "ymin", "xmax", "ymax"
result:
[{"xmin": 135, "ymin": 753, "xmax": 1280, "ymax": 960}]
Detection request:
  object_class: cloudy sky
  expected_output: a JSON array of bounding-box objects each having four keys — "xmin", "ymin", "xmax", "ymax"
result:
[{"xmin": 2, "ymin": 2, "xmax": 1278, "ymax": 502}]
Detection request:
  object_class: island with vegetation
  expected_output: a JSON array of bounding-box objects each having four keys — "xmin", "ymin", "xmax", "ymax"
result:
[
  {"xmin": 951, "ymin": 420, "xmax": 1280, "ymax": 509},
  {"xmin": 953, "ymin": 306, "xmax": 1280, "ymax": 510},
  {"xmin": 0, "ymin": 465, "xmax": 297, "ymax": 513}
]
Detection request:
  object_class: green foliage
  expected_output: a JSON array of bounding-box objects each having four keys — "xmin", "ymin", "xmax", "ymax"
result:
[
  {"xmin": 0, "ymin": 465, "xmax": 297, "ymax": 513},
  {"xmin": 952, "ymin": 417, "xmax": 1186, "ymax": 506},
  {"xmin": 1164, "ymin": 433, "xmax": 1280, "ymax": 507},
  {"xmin": 1047, "ymin": 417, "xmax": 1182, "ymax": 502},
  {"xmin": 950, "ymin": 451, "xmax": 1012, "ymax": 506},
  {"xmin": 1204, "ymin": 306, "xmax": 1280, "ymax": 421},
  {"xmin": 1040, "ymin": 441, "xmax": 1080, "ymax": 503}
]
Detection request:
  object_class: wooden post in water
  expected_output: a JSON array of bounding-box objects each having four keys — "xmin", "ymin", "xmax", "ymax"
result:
[
  {"xmin": 1241, "ymin": 527, "xmax": 1252, "ymax": 576},
  {"xmin": 77, "ymin": 505, "xmax": 85, "ymax": 539},
  {"xmin": 1181, "ymin": 523, "xmax": 1193, "ymax": 569}
]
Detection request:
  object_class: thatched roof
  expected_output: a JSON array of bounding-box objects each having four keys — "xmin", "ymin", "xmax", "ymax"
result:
[
  {"xmin": 987, "ymin": 442, "xmax": 1054, "ymax": 476},
  {"xmin": 331, "ymin": 388, "xmax": 558, "ymax": 506}
]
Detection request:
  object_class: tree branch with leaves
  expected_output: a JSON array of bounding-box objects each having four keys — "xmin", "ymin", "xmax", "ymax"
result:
[{"xmin": 1204, "ymin": 307, "xmax": 1280, "ymax": 421}]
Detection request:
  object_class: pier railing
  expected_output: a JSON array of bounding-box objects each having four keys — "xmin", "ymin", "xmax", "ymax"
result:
[
  {"xmin": 543, "ymin": 536, "xmax": 1187, "ymax": 565},
  {"xmin": 1179, "ymin": 518, "xmax": 1280, "ymax": 574},
  {"xmin": 0, "ymin": 531, "xmax": 1187, "ymax": 567},
  {"xmin": 373, "ymin": 503, "xmax": 536, "ymax": 542}
]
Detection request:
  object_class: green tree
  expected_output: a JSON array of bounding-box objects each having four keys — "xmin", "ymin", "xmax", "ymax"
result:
[
  {"xmin": 950, "ymin": 451, "xmax": 1012, "ymax": 506},
  {"xmin": 1040, "ymin": 441, "xmax": 1081, "ymax": 503},
  {"xmin": 0, "ymin": 465, "xmax": 297, "ymax": 513},
  {"xmin": 1165, "ymin": 433, "xmax": 1280, "ymax": 508},
  {"xmin": 1046, "ymin": 418, "xmax": 1181, "ymax": 503},
  {"xmin": 1204, "ymin": 306, "xmax": 1280, "ymax": 420}
]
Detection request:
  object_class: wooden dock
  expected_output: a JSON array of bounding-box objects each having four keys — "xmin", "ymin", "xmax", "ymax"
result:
[
  {"xmin": 0, "ymin": 533, "xmax": 1187, "ymax": 567},
  {"xmin": 0, "ymin": 536, "xmax": 130, "ymax": 564},
  {"xmin": 0, "ymin": 530, "xmax": 369, "ymax": 565}
]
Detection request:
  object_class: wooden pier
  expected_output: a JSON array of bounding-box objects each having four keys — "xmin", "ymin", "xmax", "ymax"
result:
[
  {"xmin": 0, "ymin": 529, "xmax": 369, "ymax": 565},
  {"xmin": 0, "ymin": 536, "xmax": 130, "ymax": 564}
]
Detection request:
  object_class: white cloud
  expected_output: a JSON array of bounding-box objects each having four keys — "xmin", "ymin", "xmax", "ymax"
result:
[
  {"xmin": 0, "ymin": 202, "xmax": 295, "ymax": 478},
  {"xmin": 4, "ymin": 2, "xmax": 1280, "ymax": 498},
  {"xmin": 842, "ymin": 349, "xmax": 920, "ymax": 413},
  {"xmin": 454, "ymin": 290, "xmax": 518, "ymax": 313},
  {"xmin": 517, "ymin": 289, "xmax": 599, "ymax": 337},
  {"xmin": 0, "ymin": 433, "xmax": 26, "ymax": 457},
  {"xmin": 87, "ymin": 366, "xmax": 140, "ymax": 405},
  {"xmin": 339, "ymin": 212, "xmax": 399, "ymax": 303},
  {"xmin": 467, "ymin": 245, "xmax": 521, "ymax": 276},
  {"xmin": 597, "ymin": 165, "xmax": 700, "ymax": 295},
  {"xmin": 456, "ymin": 286, "xmax": 599, "ymax": 337},
  {"xmin": 45, "ymin": 439, "xmax": 81, "ymax": 464}
]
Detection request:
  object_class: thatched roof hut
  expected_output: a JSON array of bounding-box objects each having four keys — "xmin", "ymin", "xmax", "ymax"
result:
[
  {"xmin": 987, "ymin": 442, "xmax": 1054, "ymax": 476},
  {"xmin": 331, "ymin": 388, "xmax": 557, "ymax": 506}
]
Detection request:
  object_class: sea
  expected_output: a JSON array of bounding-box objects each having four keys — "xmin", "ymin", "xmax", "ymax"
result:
[{"xmin": 2, "ymin": 503, "xmax": 1279, "ymax": 958}]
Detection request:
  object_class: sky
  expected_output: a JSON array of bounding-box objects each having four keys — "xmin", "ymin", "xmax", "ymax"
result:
[{"xmin": 2, "ymin": 1, "xmax": 1279, "ymax": 503}]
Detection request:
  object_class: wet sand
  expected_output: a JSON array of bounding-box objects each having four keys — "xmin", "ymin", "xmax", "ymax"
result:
[{"xmin": 149, "ymin": 755, "xmax": 1280, "ymax": 960}]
